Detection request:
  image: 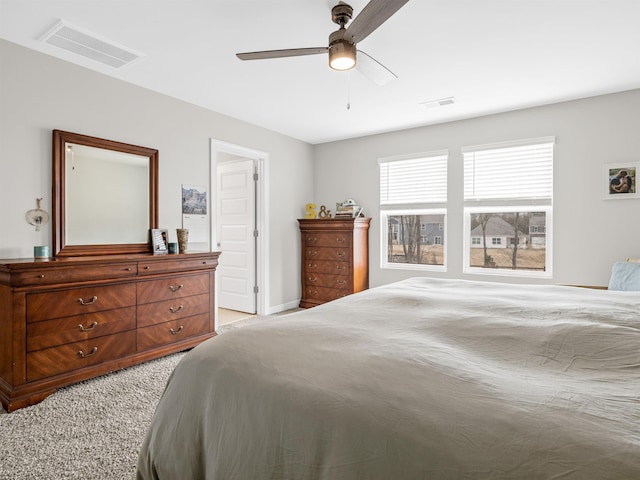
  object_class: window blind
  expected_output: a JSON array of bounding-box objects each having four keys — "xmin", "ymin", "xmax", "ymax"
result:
[
  {"xmin": 379, "ymin": 153, "xmax": 448, "ymax": 205},
  {"xmin": 463, "ymin": 138, "xmax": 554, "ymax": 201}
]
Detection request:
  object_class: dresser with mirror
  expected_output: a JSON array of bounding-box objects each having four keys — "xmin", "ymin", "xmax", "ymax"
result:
[{"xmin": 0, "ymin": 130, "xmax": 220, "ymax": 412}]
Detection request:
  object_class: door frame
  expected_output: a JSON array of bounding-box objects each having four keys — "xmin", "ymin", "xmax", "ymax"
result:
[{"xmin": 210, "ymin": 139, "xmax": 269, "ymax": 319}]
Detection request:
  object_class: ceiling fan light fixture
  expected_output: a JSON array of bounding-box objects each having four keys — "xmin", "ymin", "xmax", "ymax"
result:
[{"xmin": 329, "ymin": 40, "xmax": 356, "ymax": 70}]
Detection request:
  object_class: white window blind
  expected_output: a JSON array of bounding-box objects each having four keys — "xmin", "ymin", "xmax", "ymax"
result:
[
  {"xmin": 379, "ymin": 153, "xmax": 447, "ymax": 205},
  {"xmin": 463, "ymin": 138, "xmax": 554, "ymax": 201}
]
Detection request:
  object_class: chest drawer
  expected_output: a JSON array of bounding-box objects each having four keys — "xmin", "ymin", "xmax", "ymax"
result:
[
  {"xmin": 305, "ymin": 232, "xmax": 351, "ymax": 248},
  {"xmin": 137, "ymin": 313, "xmax": 210, "ymax": 351},
  {"xmin": 304, "ymin": 260, "xmax": 349, "ymax": 275},
  {"xmin": 137, "ymin": 273, "xmax": 209, "ymax": 304},
  {"xmin": 304, "ymin": 273, "xmax": 350, "ymax": 290},
  {"xmin": 138, "ymin": 257, "xmax": 218, "ymax": 275},
  {"xmin": 27, "ymin": 284, "xmax": 136, "ymax": 323},
  {"xmin": 304, "ymin": 285, "xmax": 350, "ymax": 303},
  {"xmin": 10, "ymin": 262, "xmax": 138, "ymax": 287},
  {"xmin": 26, "ymin": 307, "xmax": 136, "ymax": 352},
  {"xmin": 305, "ymin": 247, "xmax": 350, "ymax": 262},
  {"xmin": 137, "ymin": 293, "xmax": 210, "ymax": 328},
  {"xmin": 26, "ymin": 330, "xmax": 136, "ymax": 382}
]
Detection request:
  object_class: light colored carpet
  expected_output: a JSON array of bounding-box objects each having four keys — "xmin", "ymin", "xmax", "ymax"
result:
[{"xmin": 0, "ymin": 313, "xmax": 289, "ymax": 479}]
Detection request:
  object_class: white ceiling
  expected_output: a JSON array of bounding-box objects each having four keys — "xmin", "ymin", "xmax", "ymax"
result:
[{"xmin": 1, "ymin": 0, "xmax": 639, "ymax": 144}]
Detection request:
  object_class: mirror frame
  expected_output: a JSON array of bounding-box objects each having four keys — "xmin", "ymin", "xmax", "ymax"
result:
[{"xmin": 52, "ymin": 130, "xmax": 159, "ymax": 257}]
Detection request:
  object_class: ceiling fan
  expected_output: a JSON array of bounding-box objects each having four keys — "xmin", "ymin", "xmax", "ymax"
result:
[{"xmin": 236, "ymin": 0, "xmax": 410, "ymax": 86}]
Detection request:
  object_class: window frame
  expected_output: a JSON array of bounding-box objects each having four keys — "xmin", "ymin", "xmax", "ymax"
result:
[
  {"xmin": 462, "ymin": 137, "xmax": 554, "ymax": 278},
  {"xmin": 379, "ymin": 150, "xmax": 448, "ymax": 272}
]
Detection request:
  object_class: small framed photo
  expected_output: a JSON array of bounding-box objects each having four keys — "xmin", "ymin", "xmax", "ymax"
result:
[
  {"xmin": 603, "ymin": 163, "xmax": 639, "ymax": 199},
  {"xmin": 151, "ymin": 228, "xmax": 169, "ymax": 254}
]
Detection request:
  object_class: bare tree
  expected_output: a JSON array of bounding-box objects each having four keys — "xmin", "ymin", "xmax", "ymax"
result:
[
  {"xmin": 400, "ymin": 215, "xmax": 421, "ymax": 263},
  {"xmin": 475, "ymin": 213, "xmax": 492, "ymax": 266},
  {"xmin": 511, "ymin": 212, "xmax": 520, "ymax": 269}
]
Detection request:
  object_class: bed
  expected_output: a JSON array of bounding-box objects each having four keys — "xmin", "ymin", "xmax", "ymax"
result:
[{"xmin": 137, "ymin": 277, "xmax": 640, "ymax": 479}]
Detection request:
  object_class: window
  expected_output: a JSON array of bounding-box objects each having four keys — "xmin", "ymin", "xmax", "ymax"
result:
[
  {"xmin": 379, "ymin": 151, "xmax": 448, "ymax": 271},
  {"xmin": 462, "ymin": 137, "xmax": 554, "ymax": 277}
]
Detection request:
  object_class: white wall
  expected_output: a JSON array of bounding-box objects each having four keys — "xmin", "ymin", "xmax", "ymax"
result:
[
  {"xmin": 4, "ymin": 38, "xmax": 639, "ymax": 301},
  {"xmin": 314, "ymin": 89, "xmax": 640, "ymax": 287},
  {"xmin": 0, "ymin": 39, "xmax": 313, "ymax": 311}
]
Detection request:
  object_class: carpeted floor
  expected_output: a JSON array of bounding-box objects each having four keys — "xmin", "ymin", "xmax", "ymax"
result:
[{"xmin": 0, "ymin": 314, "xmax": 274, "ymax": 480}]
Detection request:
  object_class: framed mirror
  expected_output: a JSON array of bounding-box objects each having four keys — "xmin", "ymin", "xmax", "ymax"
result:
[{"xmin": 52, "ymin": 130, "xmax": 159, "ymax": 256}]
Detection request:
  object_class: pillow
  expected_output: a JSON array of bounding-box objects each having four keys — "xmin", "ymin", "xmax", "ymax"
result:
[{"xmin": 608, "ymin": 262, "xmax": 640, "ymax": 291}]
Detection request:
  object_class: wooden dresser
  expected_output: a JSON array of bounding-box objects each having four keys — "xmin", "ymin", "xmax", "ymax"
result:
[
  {"xmin": 298, "ymin": 218, "xmax": 370, "ymax": 308},
  {"xmin": 0, "ymin": 252, "xmax": 220, "ymax": 412}
]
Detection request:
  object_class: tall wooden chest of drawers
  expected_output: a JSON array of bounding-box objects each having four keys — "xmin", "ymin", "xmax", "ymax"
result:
[
  {"xmin": 0, "ymin": 252, "xmax": 220, "ymax": 412},
  {"xmin": 298, "ymin": 218, "xmax": 370, "ymax": 308}
]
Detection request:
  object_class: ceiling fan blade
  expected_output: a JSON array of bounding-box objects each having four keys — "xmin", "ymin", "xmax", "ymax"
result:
[
  {"xmin": 347, "ymin": 0, "xmax": 409, "ymax": 44},
  {"xmin": 236, "ymin": 47, "xmax": 327, "ymax": 61},
  {"xmin": 356, "ymin": 50, "xmax": 397, "ymax": 86}
]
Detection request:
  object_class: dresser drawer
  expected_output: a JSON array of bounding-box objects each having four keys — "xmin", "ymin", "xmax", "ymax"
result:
[
  {"xmin": 27, "ymin": 284, "xmax": 136, "ymax": 323},
  {"xmin": 138, "ymin": 256, "xmax": 218, "ymax": 275},
  {"xmin": 26, "ymin": 330, "xmax": 136, "ymax": 382},
  {"xmin": 10, "ymin": 262, "xmax": 138, "ymax": 287},
  {"xmin": 304, "ymin": 260, "xmax": 349, "ymax": 275},
  {"xmin": 304, "ymin": 273, "xmax": 350, "ymax": 289},
  {"xmin": 137, "ymin": 313, "xmax": 210, "ymax": 351},
  {"xmin": 305, "ymin": 232, "xmax": 351, "ymax": 248},
  {"xmin": 26, "ymin": 307, "xmax": 136, "ymax": 352},
  {"xmin": 137, "ymin": 293, "xmax": 210, "ymax": 328},
  {"xmin": 305, "ymin": 247, "xmax": 350, "ymax": 262},
  {"xmin": 304, "ymin": 285, "xmax": 350, "ymax": 303},
  {"xmin": 137, "ymin": 273, "xmax": 209, "ymax": 304}
]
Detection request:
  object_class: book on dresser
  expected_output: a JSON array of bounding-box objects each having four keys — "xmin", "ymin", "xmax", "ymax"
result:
[
  {"xmin": 298, "ymin": 217, "xmax": 370, "ymax": 308},
  {"xmin": 0, "ymin": 252, "xmax": 220, "ymax": 412}
]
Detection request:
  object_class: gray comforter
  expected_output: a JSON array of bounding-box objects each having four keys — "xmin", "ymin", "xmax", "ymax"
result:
[{"xmin": 137, "ymin": 278, "xmax": 640, "ymax": 479}]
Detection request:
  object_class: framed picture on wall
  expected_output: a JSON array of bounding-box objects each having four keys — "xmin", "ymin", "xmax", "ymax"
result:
[
  {"xmin": 151, "ymin": 228, "xmax": 169, "ymax": 254},
  {"xmin": 603, "ymin": 163, "xmax": 640, "ymax": 200}
]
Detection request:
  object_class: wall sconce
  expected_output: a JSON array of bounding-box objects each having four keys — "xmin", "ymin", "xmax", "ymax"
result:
[{"xmin": 25, "ymin": 198, "xmax": 49, "ymax": 231}]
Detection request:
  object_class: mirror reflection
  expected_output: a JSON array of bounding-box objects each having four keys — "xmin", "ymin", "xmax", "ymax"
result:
[{"xmin": 65, "ymin": 143, "xmax": 150, "ymax": 245}]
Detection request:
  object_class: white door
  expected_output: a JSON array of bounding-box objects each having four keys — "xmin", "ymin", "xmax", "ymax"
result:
[{"xmin": 216, "ymin": 159, "xmax": 256, "ymax": 313}]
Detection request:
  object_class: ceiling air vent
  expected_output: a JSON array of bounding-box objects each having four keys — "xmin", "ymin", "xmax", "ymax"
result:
[
  {"xmin": 39, "ymin": 20, "xmax": 145, "ymax": 68},
  {"xmin": 420, "ymin": 97, "xmax": 456, "ymax": 109}
]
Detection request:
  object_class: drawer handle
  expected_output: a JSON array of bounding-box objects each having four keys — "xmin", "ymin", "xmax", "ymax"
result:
[
  {"xmin": 125, "ymin": 267, "xmax": 132, "ymax": 271},
  {"xmin": 308, "ymin": 276, "xmax": 317, "ymax": 282},
  {"xmin": 78, "ymin": 321, "xmax": 98, "ymax": 332},
  {"xmin": 336, "ymin": 252, "xmax": 345, "ymax": 258},
  {"xmin": 308, "ymin": 251, "xmax": 318, "ymax": 257},
  {"xmin": 168, "ymin": 284, "xmax": 184, "ymax": 292},
  {"xmin": 336, "ymin": 265, "xmax": 346, "ymax": 271},
  {"xmin": 309, "ymin": 289, "xmax": 318, "ymax": 295},
  {"xmin": 144, "ymin": 266, "xmax": 150, "ymax": 270},
  {"xmin": 77, "ymin": 296, "xmax": 98, "ymax": 306},
  {"xmin": 336, "ymin": 280, "xmax": 346, "ymax": 286},
  {"xmin": 38, "ymin": 274, "xmax": 45, "ymax": 279},
  {"xmin": 170, "ymin": 326, "xmax": 184, "ymax": 335},
  {"xmin": 169, "ymin": 305, "xmax": 184, "ymax": 313},
  {"xmin": 336, "ymin": 237, "xmax": 345, "ymax": 243},
  {"xmin": 308, "ymin": 263, "xmax": 317, "ymax": 269},
  {"xmin": 77, "ymin": 347, "xmax": 98, "ymax": 358},
  {"xmin": 308, "ymin": 236, "xmax": 317, "ymax": 243}
]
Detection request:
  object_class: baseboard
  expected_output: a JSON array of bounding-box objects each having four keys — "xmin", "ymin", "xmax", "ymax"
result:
[{"xmin": 265, "ymin": 299, "xmax": 301, "ymax": 315}]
